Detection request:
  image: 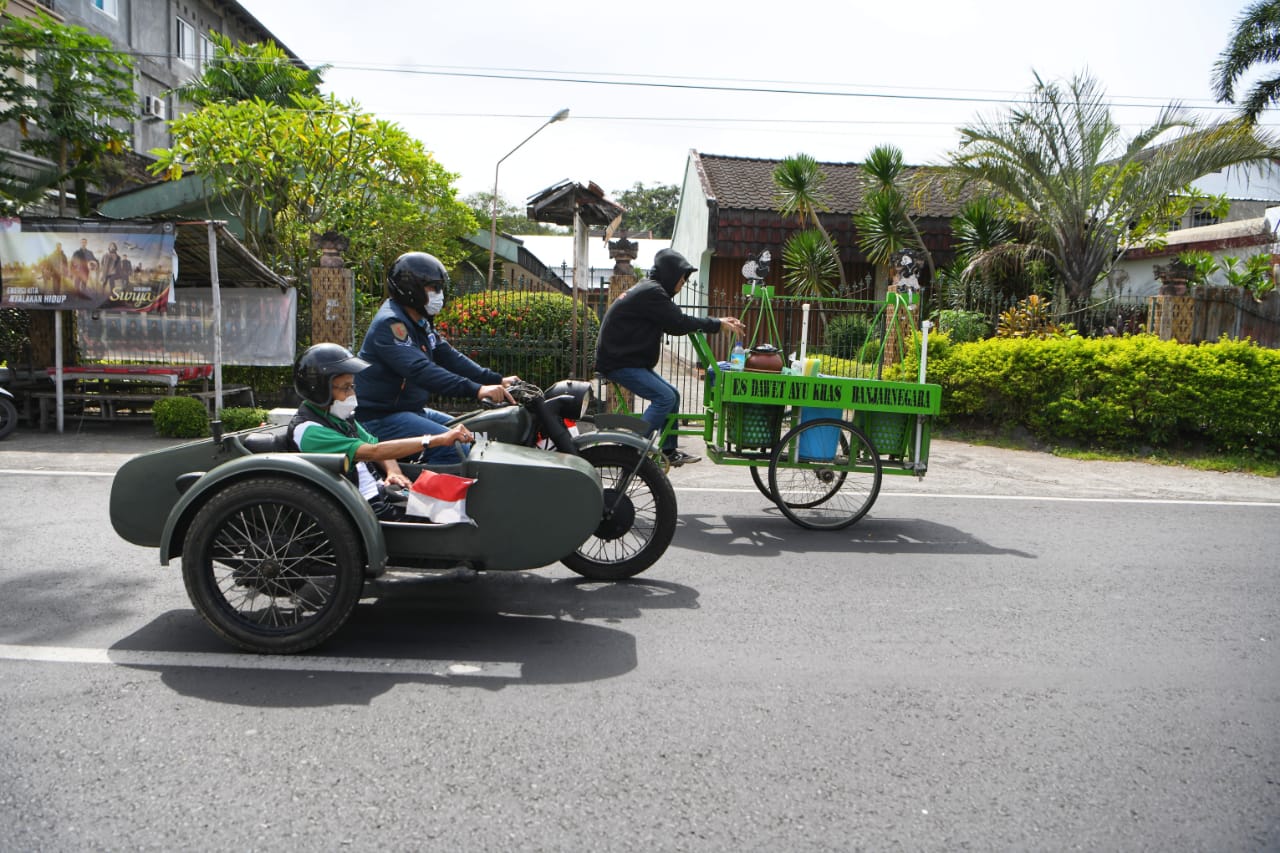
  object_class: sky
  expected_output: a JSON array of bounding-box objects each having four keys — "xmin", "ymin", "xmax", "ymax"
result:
[{"xmin": 242, "ymin": 0, "xmax": 1265, "ymax": 207}]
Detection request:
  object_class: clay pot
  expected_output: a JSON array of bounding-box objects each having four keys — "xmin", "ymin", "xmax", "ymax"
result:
[{"xmin": 745, "ymin": 343, "xmax": 784, "ymax": 373}]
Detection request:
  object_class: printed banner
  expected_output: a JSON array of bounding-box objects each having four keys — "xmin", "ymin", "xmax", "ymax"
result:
[
  {"xmin": 76, "ymin": 287, "xmax": 297, "ymax": 366},
  {"xmin": 0, "ymin": 219, "xmax": 177, "ymax": 311}
]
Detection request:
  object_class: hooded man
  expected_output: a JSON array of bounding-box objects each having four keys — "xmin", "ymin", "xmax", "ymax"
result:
[{"xmin": 595, "ymin": 248, "xmax": 746, "ymax": 466}]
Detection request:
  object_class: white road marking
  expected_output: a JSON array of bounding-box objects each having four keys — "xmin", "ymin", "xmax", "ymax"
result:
[
  {"xmin": 0, "ymin": 643, "xmax": 522, "ymax": 678},
  {"xmin": 0, "ymin": 469, "xmax": 114, "ymax": 477},
  {"xmin": 674, "ymin": 486, "xmax": 1280, "ymax": 507}
]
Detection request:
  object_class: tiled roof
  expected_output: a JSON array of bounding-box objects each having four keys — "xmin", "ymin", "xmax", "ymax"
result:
[{"xmin": 695, "ymin": 152, "xmax": 967, "ymax": 218}]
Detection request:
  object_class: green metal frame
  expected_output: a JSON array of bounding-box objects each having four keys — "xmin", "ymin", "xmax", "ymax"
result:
[{"xmin": 659, "ymin": 286, "xmax": 941, "ymax": 478}]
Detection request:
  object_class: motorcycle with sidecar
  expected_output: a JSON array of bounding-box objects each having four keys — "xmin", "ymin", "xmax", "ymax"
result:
[{"xmin": 109, "ymin": 380, "xmax": 676, "ymax": 654}]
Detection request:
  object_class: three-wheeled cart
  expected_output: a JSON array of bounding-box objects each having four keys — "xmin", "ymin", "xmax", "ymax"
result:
[{"xmin": 659, "ymin": 285, "xmax": 942, "ymax": 529}]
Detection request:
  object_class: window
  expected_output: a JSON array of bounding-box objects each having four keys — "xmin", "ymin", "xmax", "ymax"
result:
[
  {"xmin": 1190, "ymin": 209, "xmax": 1220, "ymax": 228},
  {"xmin": 199, "ymin": 34, "xmax": 215, "ymax": 67},
  {"xmin": 176, "ymin": 17, "xmax": 196, "ymax": 66},
  {"xmin": 92, "ymin": 0, "xmax": 119, "ymax": 18}
]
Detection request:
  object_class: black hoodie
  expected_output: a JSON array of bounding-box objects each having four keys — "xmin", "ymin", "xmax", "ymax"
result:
[{"xmin": 595, "ymin": 248, "xmax": 724, "ymax": 373}]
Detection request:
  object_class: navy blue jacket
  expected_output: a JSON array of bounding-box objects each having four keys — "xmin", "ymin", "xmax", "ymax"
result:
[{"xmin": 355, "ymin": 299, "xmax": 501, "ymax": 418}]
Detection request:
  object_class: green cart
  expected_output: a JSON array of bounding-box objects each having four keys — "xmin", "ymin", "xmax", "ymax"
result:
[{"xmin": 660, "ymin": 285, "xmax": 942, "ymax": 530}]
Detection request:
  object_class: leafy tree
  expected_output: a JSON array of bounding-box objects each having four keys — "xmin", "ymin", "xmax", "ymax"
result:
[
  {"xmin": 171, "ymin": 32, "xmax": 327, "ymax": 108},
  {"xmin": 1213, "ymin": 0, "xmax": 1280, "ymax": 122},
  {"xmin": 947, "ymin": 71, "xmax": 1279, "ymax": 306},
  {"xmin": 773, "ymin": 154, "xmax": 849, "ymax": 291},
  {"xmin": 0, "ymin": 11, "xmax": 137, "ymax": 215},
  {"xmin": 611, "ymin": 182, "xmax": 679, "ymax": 238},
  {"xmin": 150, "ymin": 94, "xmax": 477, "ymax": 308},
  {"xmin": 463, "ymin": 191, "xmax": 565, "ymax": 236}
]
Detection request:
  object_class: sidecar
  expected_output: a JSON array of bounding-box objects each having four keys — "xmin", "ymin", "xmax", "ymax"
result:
[{"xmin": 110, "ymin": 425, "xmax": 609, "ymax": 654}]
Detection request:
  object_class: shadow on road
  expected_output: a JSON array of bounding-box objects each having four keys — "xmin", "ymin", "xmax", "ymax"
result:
[
  {"xmin": 107, "ymin": 574, "xmax": 700, "ymax": 707},
  {"xmin": 674, "ymin": 511, "xmax": 1036, "ymax": 559}
]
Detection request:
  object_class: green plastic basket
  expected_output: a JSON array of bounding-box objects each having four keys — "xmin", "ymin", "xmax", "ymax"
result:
[
  {"xmin": 858, "ymin": 411, "xmax": 910, "ymax": 457},
  {"xmin": 725, "ymin": 403, "xmax": 782, "ymax": 449}
]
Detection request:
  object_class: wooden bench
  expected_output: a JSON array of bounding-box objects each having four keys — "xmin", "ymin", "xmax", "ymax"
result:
[{"xmin": 35, "ymin": 391, "xmax": 166, "ymax": 429}]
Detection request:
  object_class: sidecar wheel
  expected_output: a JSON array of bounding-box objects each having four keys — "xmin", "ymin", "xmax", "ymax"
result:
[
  {"xmin": 562, "ymin": 445, "xmax": 677, "ymax": 581},
  {"xmin": 181, "ymin": 477, "xmax": 364, "ymax": 654},
  {"xmin": 0, "ymin": 396, "xmax": 17, "ymax": 440}
]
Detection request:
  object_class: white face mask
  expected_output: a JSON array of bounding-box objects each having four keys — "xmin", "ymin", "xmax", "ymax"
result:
[
  {"xmin": 425, "ymin": 290, "xmax": 445, "ymax": 316},
  {"xmin": 329, "ymin": 395, "xmax": 358, "ymax": 420}
]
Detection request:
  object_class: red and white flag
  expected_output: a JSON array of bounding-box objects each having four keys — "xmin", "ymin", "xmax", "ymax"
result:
[{"xmin": 405, "ymin": 470, "xmax": 477, "ymax": 524}]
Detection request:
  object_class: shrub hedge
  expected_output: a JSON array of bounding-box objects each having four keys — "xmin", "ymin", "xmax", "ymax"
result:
[
  {"xmin": 921, "ymin": 334, "xmax": 1280, "ymax": 454},
  {"xmin": 152, "ymin": 396, "xmax": 210, "ymax": 438},
  {"xmin": 435, "ymin": 291, "xmax": 600, "ymax": 388}
]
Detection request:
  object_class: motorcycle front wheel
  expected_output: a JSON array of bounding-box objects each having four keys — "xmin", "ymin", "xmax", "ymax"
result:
[{"xmin": 562, "ymin": 444, "xmax": 677, "ymax": 581}]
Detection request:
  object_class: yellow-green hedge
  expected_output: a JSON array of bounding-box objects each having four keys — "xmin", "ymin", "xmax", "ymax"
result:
[{"xmin": 923, "ymin": 335, "xmax": 1280, "ymax": 454}]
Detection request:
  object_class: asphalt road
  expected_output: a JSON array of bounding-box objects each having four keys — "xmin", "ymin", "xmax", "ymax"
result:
[{"xmin": 0, "ymin": 422, "xmax": 1277, "ymax": 851}]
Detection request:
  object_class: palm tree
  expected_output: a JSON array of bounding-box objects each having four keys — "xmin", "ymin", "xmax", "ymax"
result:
[
  {"xmin": 1213, "ymin": 0, "xmax": 1280, "ymax": 123},
  {"xmin": 781, "ymin": 229, "xmax": 841, "ymax": 298},
  {"xmin": 853, "ymin": 145, "xmax": 935, "ymax": 291},
  {"xmin": 172, "ymin": 33, "xmax": 327, "ymax": 108},
  {"xmin": 773, "ymin": 154, "xmax": 849, "ymax": 291},
  {"xmin": 948, "ymin": 71, "xmax": 1278, "ymax": 306}
]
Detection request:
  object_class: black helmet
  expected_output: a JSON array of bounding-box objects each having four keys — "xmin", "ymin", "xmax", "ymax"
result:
[
  {"xmin": 294, "ymin": 343, "xmax": 370, "ymax": 406},
  {"xmin": 387, "ymin": 251, "xmax": 449, "ymax": 313}
]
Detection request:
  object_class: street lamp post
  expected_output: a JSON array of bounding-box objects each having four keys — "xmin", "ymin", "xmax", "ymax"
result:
[{"xmin": 487, "ymin": 108, "xmax": 569, "ymax": 287}]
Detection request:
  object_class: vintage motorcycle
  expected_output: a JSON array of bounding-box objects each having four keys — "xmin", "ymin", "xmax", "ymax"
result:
[
  {"xmin": 0, "ymin": 366, "xmax": 18, "ymax": 440},
  {"xmin": 109, "ymin": 380, "xmax": 675, "ymax": 655}
]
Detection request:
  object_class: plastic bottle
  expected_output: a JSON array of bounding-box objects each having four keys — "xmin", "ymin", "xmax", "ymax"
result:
[{"xmin": 729, "ymin": 341, "xmax": 746, "ymax": 371}]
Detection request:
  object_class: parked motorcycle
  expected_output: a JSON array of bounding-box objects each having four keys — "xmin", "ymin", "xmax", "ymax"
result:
[
  {"xmin": 0, "ymin": 366, "xmax": 18, "ymax": 440},
  {"xmin": 448, "ymin": 379, "xmax": 677, "ymax": 581}
]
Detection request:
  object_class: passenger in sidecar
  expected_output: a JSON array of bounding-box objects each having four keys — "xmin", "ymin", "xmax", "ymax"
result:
[{"xmin": 287, "ymin": 343, "xmax": 474, "ymax": 519}]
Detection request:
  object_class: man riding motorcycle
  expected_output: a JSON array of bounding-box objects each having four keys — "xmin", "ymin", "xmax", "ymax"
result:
[{"xmin": 354, "ymin": 251, "xmax": 518, "ymax": 462}]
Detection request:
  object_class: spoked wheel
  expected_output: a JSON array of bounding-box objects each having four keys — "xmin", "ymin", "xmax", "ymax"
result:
[
  {"xmin": 181, "ymin": 477, "xmax": 365, "ymax": 654},
  {"xmin": 0, "ymin": 395, "xmax": 17, "ymax": 440},
  {"xmin": 749, "ymin": 465, "xmax": 775, "ymax": 500},
  {"xmin": 768, "ymin": 418, "xmax": 882, "ymax": 530},
  {"xmin": 562, "ymin": 445, "xmax": 677, "ymax": 580}
]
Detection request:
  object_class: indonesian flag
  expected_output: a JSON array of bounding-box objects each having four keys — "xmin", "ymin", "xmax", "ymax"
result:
[{"xmin": 405, "ymin": 470, "xmax": 477, "ymax": 524}]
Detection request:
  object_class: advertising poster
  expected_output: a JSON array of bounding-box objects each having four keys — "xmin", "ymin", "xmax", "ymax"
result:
[{"xmin": 0, "ymin": 219, "xmax": 177, "ymax": 311}]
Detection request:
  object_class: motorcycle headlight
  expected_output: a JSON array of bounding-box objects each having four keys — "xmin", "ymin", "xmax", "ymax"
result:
[{"xmin": 544, "ymin": 379, "xmax": 591, "ymax": 420}]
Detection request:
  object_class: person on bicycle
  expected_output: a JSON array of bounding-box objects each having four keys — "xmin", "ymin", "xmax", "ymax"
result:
[
  {"xmin": 595, "ymin": 248, "xmax": 746, "ymax": 466},
  {"xmin": 289, "ymin": 343, "xmax": 474, "ymax": 520},
  {"xmin": 355, "ymin": 251, "xmax": 518, "ymax": 462}
]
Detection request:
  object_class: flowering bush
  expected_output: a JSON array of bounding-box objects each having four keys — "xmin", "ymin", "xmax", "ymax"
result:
[{"xmin": 435, "ymin": 291, "xmax": 600, "ymax": 387}]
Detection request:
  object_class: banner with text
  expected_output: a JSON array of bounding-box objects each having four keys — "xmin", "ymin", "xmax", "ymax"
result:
[{"xmin": 0, "ymin": 219, "xmax": 177, "ymax": 311}]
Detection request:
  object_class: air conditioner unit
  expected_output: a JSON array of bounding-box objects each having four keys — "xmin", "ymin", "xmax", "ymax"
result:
[{"xmin": 143, "ymin": 95, "xmax": 166, "ymax": 121}]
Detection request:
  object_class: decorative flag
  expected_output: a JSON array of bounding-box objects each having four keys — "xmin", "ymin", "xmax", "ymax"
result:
[{"xmin": 405, "ymin": 469, "xmax": 477, "ymax": 524}]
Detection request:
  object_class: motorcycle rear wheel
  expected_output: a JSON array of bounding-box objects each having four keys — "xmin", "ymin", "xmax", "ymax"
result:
[{"xmin": 562, "ymin": 444, "xmax": 677, "ymax": 581}]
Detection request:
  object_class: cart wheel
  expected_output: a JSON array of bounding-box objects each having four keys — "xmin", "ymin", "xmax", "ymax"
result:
[
  {"xmin": 749, "ymin": 465, "xmax": 775, "ymax": 500},
  {"xmin": 181, "ymin": 477, "xmax": 365, "ymax": 654},
  {"xmin": 562, "ymin": 445, "xmax": 677, "ymax": 580},
  {"xmin": 768, "ymin": 418, "xmax": 882, "ymax": 530}
]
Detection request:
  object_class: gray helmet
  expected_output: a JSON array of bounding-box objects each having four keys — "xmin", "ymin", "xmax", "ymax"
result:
[
  {"xmin": 294, "ymin": 343, "xmax": 369, "ymax": 406},
  {"xmin": 387, "ymin": 251, "xmax": 449, "ymax": 313}
]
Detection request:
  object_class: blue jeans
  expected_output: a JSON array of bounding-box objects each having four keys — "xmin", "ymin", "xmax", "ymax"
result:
[
  {"xmin": 358, "ymin": 408, "xmax": 467, "ymax": 464},
  {"xmin": 604, "ymin": 367, "xmax": 679, "ymax": 452}
]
